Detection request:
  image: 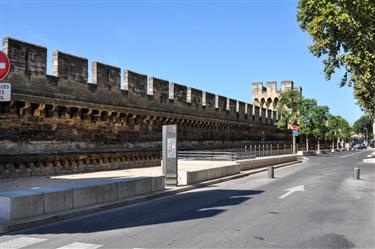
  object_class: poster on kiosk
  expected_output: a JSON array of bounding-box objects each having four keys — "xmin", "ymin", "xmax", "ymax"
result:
[{"xmin": 162, "ymin": 124, "xmax": 177, "ymax": 185}]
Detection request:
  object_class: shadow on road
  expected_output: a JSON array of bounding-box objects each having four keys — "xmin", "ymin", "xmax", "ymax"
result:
[{"xmin": 15, "ymin": 189, "xmax": 264, "ymax": 235}]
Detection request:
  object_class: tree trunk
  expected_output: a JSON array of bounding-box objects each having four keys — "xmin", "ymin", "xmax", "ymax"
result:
[
  {"xmin": 306, "ymin": 137, "xmax": 309, "ymax": 151},
  {"xmin": 332, "ymin": 139, "xmax": 335, "ymax": 150},
  {"xmin": 317, "ymin": 140, "xmax": 320, "ymax": 151}
]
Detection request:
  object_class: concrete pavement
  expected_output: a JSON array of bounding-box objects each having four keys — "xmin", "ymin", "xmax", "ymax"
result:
[
  {"xmin": 0, "ymin": 161, "xmax": 241, "ymax": 192},
  {"xmin": 0, "ymin": 157, "xmax": 296, "ymax": 192},
  {"xmin": 0, "ymin": 157, "xmax": 298, "ymax": 233},
  {"xmin": 1, "ymin": 150, "xmax": 374, "ymax": 248}
]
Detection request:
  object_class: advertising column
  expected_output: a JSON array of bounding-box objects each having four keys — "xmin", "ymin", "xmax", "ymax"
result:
[{"xmin": 162, "ymin": 124, "xmax": 177, "ymax": 185}]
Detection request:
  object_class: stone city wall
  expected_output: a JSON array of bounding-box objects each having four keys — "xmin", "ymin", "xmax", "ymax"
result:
[{"xmin": 0, "ymin": 37, "xmax": 290, "ymax": 178}]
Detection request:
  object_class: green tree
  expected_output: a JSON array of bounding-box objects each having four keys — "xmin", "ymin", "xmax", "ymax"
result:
[
  {"xmin": 326, "ymin": 115, "xmax": 341, "ymax": 150},
  {"xmin": 276, "ymin": 89, "xmax": 303, "ymax": 129},
  {"xmin": 276, "ymin": 89, "xmax": 304, "ymax": 154},
  {"xmin": 276, "ymin": 89, "xmax": 351, "ymax": 151},
  {"xmin": 338, "ymin": 116, "xmax": 352, "ymax": 143},
  {"xmin": 299, "ymin": 98, "xmax": 318, "ymax": 151},
  {"xmin": 311, "ymin": 105, "xmax": 330, "ymax": 151},
  {"xmin": 297, "ymin": 0, "xmax": 375, "ymax": 115},
  {"xmin": 352, "ymin": 115, "xmax": 373, "ymax": 140},
  {"xmin": 327, "ymin": 115, "xmax": 352, "ymax": 149}
]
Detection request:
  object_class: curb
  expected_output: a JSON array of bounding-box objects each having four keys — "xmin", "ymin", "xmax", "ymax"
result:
[{"xmin": 0, "ymin": 160, "xmax": 302, "ymax": 234}]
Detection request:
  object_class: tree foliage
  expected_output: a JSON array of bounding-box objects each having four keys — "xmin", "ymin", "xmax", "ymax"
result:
[
  {"xmin": 338, "ymin": 117, "xmax": 352, "ymax": 141},
  {"xmin": 299, "ymin": 98, "xmax": 318, "ymax": 138},
  {"xmin": 277, "ymin": 89, "xmax": 350, "ymax": 148},
  {"xmin": 299, "ymin": 98, "xmax": 331, "ymax": 150},
  {"xmin": 352, "ymin": 115, "xmax": 374, "ymax": 138},
  {"xmin": 276, "ymin": 89, "xmax": 303, "ymax": 129},
  {"xmin": 311, "ymin": 105, "xmax": 330, "ymax": 141},
  {"xmin": 297, "ymin": 0, "xmax": 375, "ymax": 114},
  {"xmin": 327, "ymin": 115, "xmax": 352, "ymax": 142}
]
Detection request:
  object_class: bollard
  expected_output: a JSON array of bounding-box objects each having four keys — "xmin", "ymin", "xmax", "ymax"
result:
[
  {"xmin": 268, "ymin": 166, "xmax": 274, "ymax": 178},
  {"xmin": 353, "ymin": 167, "xmax": 360, "ymax": 180}
]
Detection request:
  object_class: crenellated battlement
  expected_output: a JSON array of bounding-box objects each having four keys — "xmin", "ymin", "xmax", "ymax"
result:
[
  {"xmin": 92, "ymin": 61, "xmax": 121, "ymax": 88},
  {"xmin": 252, "ymin": 81, "xmax": 302, "ymax": 111},
  {"xmin": 3, "ymin": 37, "xmax": 47, "ymax": 77},
  {"xmin": 2, "ymin": 36, "xmax": 281, "ymax": 125},
  {"xmin": 52, "ymin": 51, "xmax": 88, "ymax": 83},
  {"xmin": 0, "ymin": 37, "xmax": 291, "ymax": 178}
]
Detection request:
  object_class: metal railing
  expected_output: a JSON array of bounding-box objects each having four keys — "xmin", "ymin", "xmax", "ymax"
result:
[
  {"xmin": 243, "ymin": 144, "xmax": 293, "ymax": 157},
  {"xmin": 178, "ymin": 151, "xmax": 256, "ymax": 161},
  {"xmin": 177, "ymin": 143, "xmax": 295, "ymax": 161},
  {"xmin": 297, "ymin": 143, "xmax": 331, "ymax": 151}
]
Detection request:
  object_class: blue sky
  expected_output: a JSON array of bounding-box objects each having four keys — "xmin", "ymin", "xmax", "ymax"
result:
[{"xmin": 1, "ymin": 0, "xmax": 363, "ymax": 123}]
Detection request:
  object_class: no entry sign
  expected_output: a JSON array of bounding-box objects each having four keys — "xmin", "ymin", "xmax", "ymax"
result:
[
  {"xmin": 291, "ymin": 124, "xmax": 299, "ymax": 131},
  {"xmin": 0, "ymin": 51, "xmax": 10, "ymax": 81}
]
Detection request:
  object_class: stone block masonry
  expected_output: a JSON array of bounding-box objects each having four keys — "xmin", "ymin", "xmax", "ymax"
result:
[
  {"xmin": 0, "ymin": 176, "xmax": 165, "ymax": 223},
  {"xmin": 252, "ymin": 80, "xmax": 303, "ymax": 111},
  {"xmin": 0, "ymin": 37, "xmax": 290, "ymax": 178},
  {"xmin": 237, "ymin": 154, "xmax": 298, "ymax": 171}
]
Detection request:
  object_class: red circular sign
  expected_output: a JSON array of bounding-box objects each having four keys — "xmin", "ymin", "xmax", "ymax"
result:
[
  {"xmin": 291, "ymin": 124, "xmax": 299, "ymax": 131},
  {"xmin": 0, "ymin": 51, "xmax": 10, "ymax": 81}
]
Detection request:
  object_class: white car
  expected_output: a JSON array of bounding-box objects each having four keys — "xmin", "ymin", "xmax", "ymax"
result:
[{"xmin": 353, "ymin": 143, "xmax": 366, "ymax": 150}]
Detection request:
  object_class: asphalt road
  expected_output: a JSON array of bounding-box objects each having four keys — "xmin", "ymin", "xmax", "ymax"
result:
[{"xmin": 1, "ymin": 150, "xmax": 374, "ymax": 249}]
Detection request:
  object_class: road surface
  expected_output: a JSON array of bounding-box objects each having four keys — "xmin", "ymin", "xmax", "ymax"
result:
[{"xmin": 1, "ymin": 150, "xmax": 374, "ymax": 249}]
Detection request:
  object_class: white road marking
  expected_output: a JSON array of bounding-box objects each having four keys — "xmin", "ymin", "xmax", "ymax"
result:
[
  {"xmin": 340, "ymin": 151, "xmax": 367, "ymax": 158},
  {"xmin": 0, "ymin": 236, "xmax": 47, "ymax": 249},
  {"xmin": 56, "ymin": 242, "xmax": 103, "ymax": 249},
  {"xmin": 278, "ymin": 185, "xmax": 305, "ymax": 199}
]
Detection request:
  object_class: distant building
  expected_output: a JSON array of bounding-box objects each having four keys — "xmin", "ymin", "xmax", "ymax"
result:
[{"xmin": 252, "ymin": 80, "xmax": 302, "ymax": 110}]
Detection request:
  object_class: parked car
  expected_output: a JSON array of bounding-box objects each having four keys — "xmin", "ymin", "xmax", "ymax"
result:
[{"xmin": 353, "ymin": 143, "xmax": 367, "ymax": 150}]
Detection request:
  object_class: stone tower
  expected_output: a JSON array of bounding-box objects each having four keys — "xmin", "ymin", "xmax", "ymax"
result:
[{"xmin": 252, "ymin": 80, "xmax": 302, "ymax": 110}]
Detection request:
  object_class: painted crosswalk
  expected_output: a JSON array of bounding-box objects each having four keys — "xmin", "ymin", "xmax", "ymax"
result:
[
  {"xmin": 0, "ymin": 236, "xmax": 102, "ymax": 249},
  {"xmin": 56, "ymin": 242, "xmax": 102, "ymax": 249},
  {"xmin": 0, "ymin": 236, "xmax": 47, "ymax": 249}
]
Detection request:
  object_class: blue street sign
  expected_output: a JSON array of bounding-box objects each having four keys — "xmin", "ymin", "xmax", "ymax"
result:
[{"xmin": 292, "ymin": 130, "xmax": 299, "ymax": 137}]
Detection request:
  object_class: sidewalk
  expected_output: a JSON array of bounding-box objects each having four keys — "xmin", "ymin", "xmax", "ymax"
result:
[
  {"xmin": 0, "ymin": 157, "xmax": 300, "ymax": 233},
  {"xmin": 0, "ymin": 161, "xmax": 238, "ymax": 193},
  {"xmin": 363, "ymin": 149, "xmax": 375, "ymax": 163}
]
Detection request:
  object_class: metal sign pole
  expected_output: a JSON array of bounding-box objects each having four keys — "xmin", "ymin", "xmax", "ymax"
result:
[{"xmin": 291, "ymin": 127, "xmax": 299, "ymax": 154}]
